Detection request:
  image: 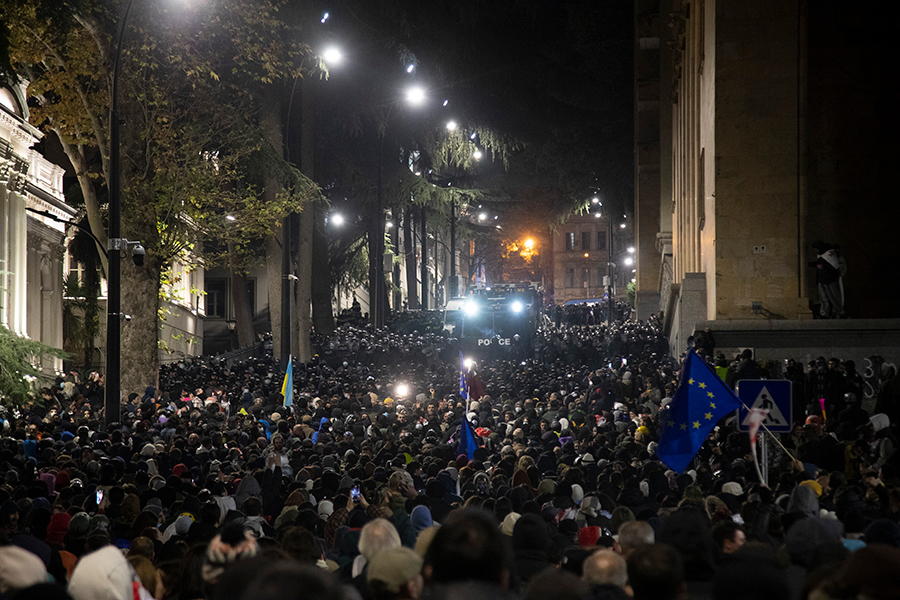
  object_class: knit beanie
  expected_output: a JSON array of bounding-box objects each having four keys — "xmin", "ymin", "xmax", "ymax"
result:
[{"xmin": 202, "ymin": 524, "xmax": 259, "ymax": 584}]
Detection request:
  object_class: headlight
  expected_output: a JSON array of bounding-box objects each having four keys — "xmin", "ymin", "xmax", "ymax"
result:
[
  {"xmin": 463, "ymin": 300, "xmax": 479, "ymax": 316},
  {"xmin": 511, "ymin": 300, "xmax": 524, "ymax": 313}
]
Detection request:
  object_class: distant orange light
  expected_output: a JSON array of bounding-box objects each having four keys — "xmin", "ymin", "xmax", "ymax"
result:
[
  {"xmin": 524, "ymin": 238, "xmax": 534, "ymax": 250},
  {"xmin": 584, "ymin": 253, "xmax": 589, "ymax": 258}
]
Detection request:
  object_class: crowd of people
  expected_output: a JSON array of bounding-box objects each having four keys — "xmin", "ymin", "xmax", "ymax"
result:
[{"xmin": 2, "ymin": 312, "xmax": 900, "ymax": 600}]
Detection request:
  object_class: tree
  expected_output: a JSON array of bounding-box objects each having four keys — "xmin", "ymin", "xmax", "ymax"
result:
[
  {"xmin": 1, "ymin": 0, "xmax": 318, "ymax": 394},
  {"xmin": 0, "ymin": 324, "xmax": 67, "ymax": 407}
]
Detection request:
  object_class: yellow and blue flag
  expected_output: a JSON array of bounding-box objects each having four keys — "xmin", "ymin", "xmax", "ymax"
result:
[
  {"xmin": 282, "ymin": 357, "xmax": 293, "ymax": 408},
  {"xmin": 656, "ymin": 349, "xmax": 741, "ymax": 473},
  {"xmin": 459, "ymin": 351, "xmax": 468, "ymax": 400}
]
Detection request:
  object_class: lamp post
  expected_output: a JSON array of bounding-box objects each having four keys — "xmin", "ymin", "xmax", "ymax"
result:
[{"xmin": 105, "ymin": 0, "xmax": 139, "ymax": 429}]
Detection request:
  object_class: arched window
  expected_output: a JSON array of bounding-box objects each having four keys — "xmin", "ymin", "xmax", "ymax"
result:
[{"xmin": 0, "ymin": 87, "xmax": 24, "ymax": 118}]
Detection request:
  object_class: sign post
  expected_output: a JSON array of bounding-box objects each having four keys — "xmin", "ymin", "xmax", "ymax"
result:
[{"xmin": 737, "ymin": 380, "xmax": 792, "ymax": 487}]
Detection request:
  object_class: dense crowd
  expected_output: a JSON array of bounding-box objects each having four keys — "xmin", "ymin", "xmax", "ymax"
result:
[{"xmin": 2, "ymin": 313, "xmax": 900, "ymax": 600}]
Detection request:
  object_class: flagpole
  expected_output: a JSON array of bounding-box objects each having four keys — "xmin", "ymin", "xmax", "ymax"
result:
[
  {"xmin": 690, "ymin": 349, "xmax": 798, "ymax": 462},
  {"xmin": 738, "ymin": 398, "xmax": 797, "ymax": 461}
]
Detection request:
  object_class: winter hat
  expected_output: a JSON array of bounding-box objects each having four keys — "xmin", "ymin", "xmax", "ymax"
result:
[
  {"xmin": 203, "ymin": 524, "xmax": 260, "ymax": 584},
  {"xmin": 317, "ymin": 500, "xmax": 334, "ymax": 521},
  {"xmin": 174, "ymin": 514, "xmax": 194, "ymax": 536},
  {"xmin": 68, "ymin": 545, "xmax": 140, "ymax": 600},
  {"xmin": 578, "ymin": 526, "xmax": 601, "ymax": 548},
  {"xmin": 46, "ymin": 512, "xmax": 71, "ymax": 547},
  {"xmin": 500, "ymin": 512, "xmax": 522, "ymax": 536},
  {"xmin": 140, "ymin": 444, "xmax": 156, "ymax": 457},
  {"xmin": 721, "ymin": 482, "xmax": 743, "ymax": 496},
  {"xmin": 367, "ymin": 547, "xmax": 423, "ymax": 594},
  {"xmin": 410, "ymin": 505, "xmax": 433, "ymax": 533},
  {"xmin": 68, "ymin": 512, "xmax": 91, "ymax": 537},
  {"xmin": 571, "ymin": 484, "xmax": 585, "ymax": 505},
  {"xmin": 0, "ymin": 546, "xmax": 47, "ymax": 593},
  {"xmin": 871, "ymin": 414, "xmax": 890, "ymax": 433},
  {"xmin": 799, "ymin": 480, "xmax": 823, "ymax": 497},
  {"xmin": 864, "ymin": 519, "xmax": 900, "ymax": 547}
]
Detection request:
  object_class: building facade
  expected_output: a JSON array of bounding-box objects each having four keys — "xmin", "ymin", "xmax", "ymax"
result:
[
  {"xmin": 550, "ymin": 213, "xmax": 632, "ymax": 305},
  {"xmin": 1, "ymin": 84, "xmax": 74, "ymax": 373},
  {"xmin": 633, "ymin": 0, "xmax": 900, "ymax": 353}
]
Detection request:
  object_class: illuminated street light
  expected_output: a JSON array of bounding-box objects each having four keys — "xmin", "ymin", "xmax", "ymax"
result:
[
  {"xmin": 479, "ymin": 212, "xmax": 487, "ymax": 221},
  {"xmin": 321, "ymin": 12, "xmax": 329, "ymax": 23},
  {"xmin": 620, "ymin": 223, "xmax": 626, "ymax": 229},
  {"xmin": 473, "ymin": 149, "xmax": 483, "ymax": 160},
  {"xmin": 331, "ymin": 213, "xmax": 345, "ymax": 226},
  {"xmin": 628, "ymin": 246, "xmax": 635, "ymax": 253},
  {"xmin": 443, "ymin": 99, "xmax": 449, "ymax": 106},
  {"xmin": 406, "ymin": 86, "xmax": 426, "ymax": 105},
  {"xmin": 594, "ymin": 212, "xmax": 601, "ymax": 218},
  {"xmin": 584, "ymin": 253, "xmax": 589, "ymax": 258},
  {"xmin": 446, "ymin": 120, "xmax": 458, "ymax": 131},
  {"xmin": 524, "ymin": 238, "xmax": 535, "ymax": 250},
  {"xmin": 624, "ymin": 256, "xmax": 634, "ymax": 266},
  {"xmin": 592, "ymin": 197, "xmax": 599, "ymax": 204},
  {"xmin": 322, "ymin": 47, "xmax": 343, "ymax": 65},
  {"xmin": 406, "ymin": 64, "xmax": 415, "ymax": 73}
]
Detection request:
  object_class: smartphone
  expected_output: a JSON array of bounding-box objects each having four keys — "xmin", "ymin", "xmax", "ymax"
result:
[
  {"xmin": 96, "ymin": 489, "xmax": 104, "ymax": 504},
  {"xmin": 351, "ymin": 485, "xmax": 361, "ymax": 503}
]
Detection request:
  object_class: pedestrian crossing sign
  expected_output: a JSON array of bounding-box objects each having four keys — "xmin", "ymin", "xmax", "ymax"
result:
[{"xmin": 736, "ymin": 380, "xmax": 792, "ymax": 433}]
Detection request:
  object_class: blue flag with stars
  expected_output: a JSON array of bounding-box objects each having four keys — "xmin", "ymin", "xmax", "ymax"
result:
[
  {"xmin": 457, "ymin": 413, "xmax": 477, "ymax": 460},
  {"xmin": 459, "ymin": 351, "xmax": 468, "ymax": 400},
  {"xmin": 656, "ymin": 349, "xmax": 742, "ymax": 473}
]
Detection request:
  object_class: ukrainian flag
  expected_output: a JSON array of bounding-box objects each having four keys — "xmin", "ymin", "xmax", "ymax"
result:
[{"xmin": 282, "ymin": 357, "xmax": 293, "ymax": 408}]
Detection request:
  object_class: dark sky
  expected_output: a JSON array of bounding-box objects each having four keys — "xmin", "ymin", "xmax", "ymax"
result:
[{"xmin": 314, "ymin": 0, "xmax": 635, "ymax": 221}]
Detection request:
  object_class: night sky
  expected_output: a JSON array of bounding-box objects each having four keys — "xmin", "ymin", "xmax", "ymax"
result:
[{"xmin": 312, "ymin": 0, "xmax": 635, "ymax": 225}]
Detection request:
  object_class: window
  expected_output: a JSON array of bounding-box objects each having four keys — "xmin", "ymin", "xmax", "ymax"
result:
[
  {"xmin": 565, "ymin": 232, "xmax": 575, "ymax": 252},
  {"xmin": 206, "ymin": 279, "xmax": 227, "ymax": 318},
  {"xmin": 581, "ymin": 268, "xmax": 590, "ymax": 288},
  {"xmin": 581, "ymin": 231, "xmax": 591, "ymax": 251},
  {"xmin": 597, "ymin": 267, "xmax": 606, "ymax": 287},
  {"xmin": 565, "ymin": 268, "xmax": 575, "ymax": 288},
  {"xmin": 597, "ymin": 231, "xmax": 607, "ymax": 251}
]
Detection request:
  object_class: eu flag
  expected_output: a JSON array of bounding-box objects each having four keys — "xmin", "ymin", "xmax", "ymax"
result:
[
  {"xmin": 457, "ymin": 414, "xmax": 477, "ymax": 460},
  {"xmin": 656, "ymin": 349, "xmax": 742, "ymax": 473},
  {"xmin": 459, "ymin": 351, "xmax": 468, "ymax": 400},
  {"xmin": 282, "ymin": 357, "xmax": 293, "ymax": 408}
]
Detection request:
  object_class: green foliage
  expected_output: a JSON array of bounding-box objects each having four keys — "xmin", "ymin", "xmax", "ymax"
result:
[
  {"xmin": 626, "ymin": 280, "xmax": 636, "ymax": 309},
  {"xmin": 0, "ymin": 324, "xmax": 68, "ymax": 407}
]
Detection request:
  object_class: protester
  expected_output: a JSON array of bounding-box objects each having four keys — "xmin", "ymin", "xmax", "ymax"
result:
[{"xmin": 1, "ymin": 310, "xmax": 899, "ymax": 600}]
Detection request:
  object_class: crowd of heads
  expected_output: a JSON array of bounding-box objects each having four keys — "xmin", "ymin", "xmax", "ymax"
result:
[{"xmin": 2, "ymin": 311, "xmax": 900, "ymax": 600}]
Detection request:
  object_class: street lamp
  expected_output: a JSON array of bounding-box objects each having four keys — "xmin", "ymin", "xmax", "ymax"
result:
[
  {"xmin": 322, "ymin": 47, "xmax": 343, "ymax": 66},
  {"xmin": 446, "ymin": 120, "xmax": 458, "ymax": 131},
  {"xmin": 406, "ymin": 86, "xmax": 426, "ymax": 105},
  {"xmin": 473, "ymin": 149, "xmax": 482, "ymax": 160},
  {"xmin": 330, "ymin": 213, "xmax": 345, "ymax": 227}
]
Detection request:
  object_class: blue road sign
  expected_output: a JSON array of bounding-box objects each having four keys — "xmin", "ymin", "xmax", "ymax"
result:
[{"xmin": 736, "ymin": 380, "xmax": 792, "ymax": 433}]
